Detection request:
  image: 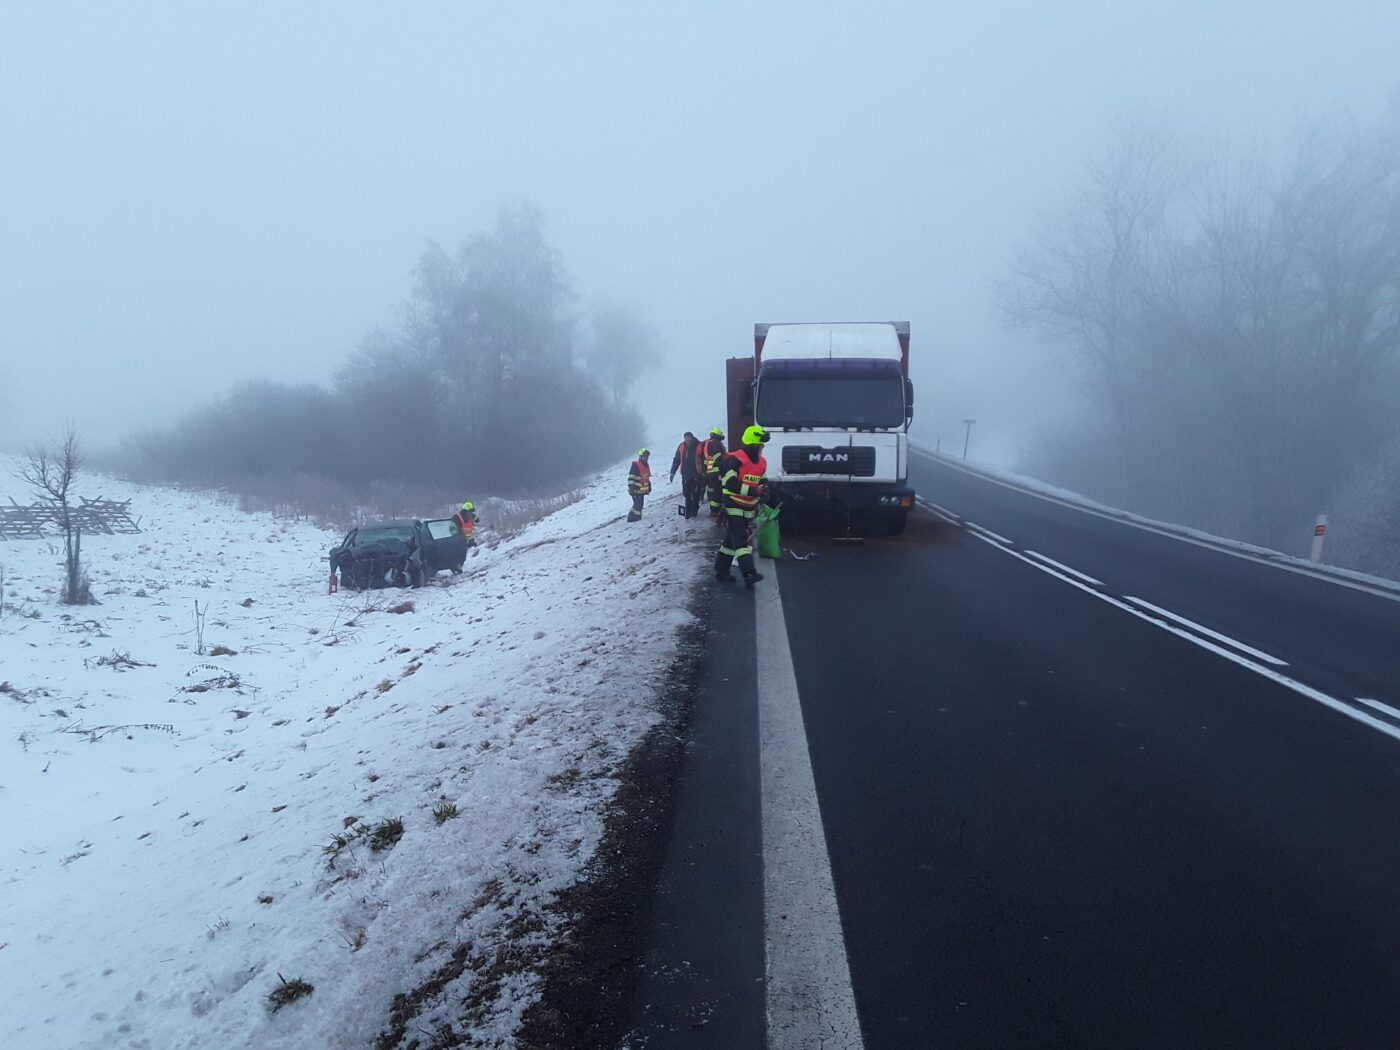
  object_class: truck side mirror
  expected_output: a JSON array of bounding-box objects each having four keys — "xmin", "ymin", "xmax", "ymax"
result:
[
  {"xmin": 741, "ymin": 379, "xmax": 755, "ymax": 417},
  {"xmin": 905, "ymin": 378, "xmax": 915, "ymax": 423}
]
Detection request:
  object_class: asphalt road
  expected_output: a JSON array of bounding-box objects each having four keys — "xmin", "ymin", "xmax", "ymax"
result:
[{"xmin": 623, "ymin": 456, "xmax": 1400, "ymax": 1049}]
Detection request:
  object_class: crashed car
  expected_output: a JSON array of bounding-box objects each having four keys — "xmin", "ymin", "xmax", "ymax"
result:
[{"xmin": 328, "ymin": 518, "xmax": 472, "ymax": 590}]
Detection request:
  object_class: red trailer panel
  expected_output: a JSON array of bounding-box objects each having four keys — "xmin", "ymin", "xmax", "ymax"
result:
[{"xmin": 725, "ymin": 355, "xmax": 755, "ymax": 445}]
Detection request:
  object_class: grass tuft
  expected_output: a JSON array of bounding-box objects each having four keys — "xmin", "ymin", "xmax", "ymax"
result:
[
  {"xmin": 432, "ymin": 801, "xmax": 460, "ymax": 825},
  {"xmin": 266, "ymin": 974, "xmax": 314, "ymax": 1014},
  {"xmin": 369, "ymin": 816, "xmax": 405, "ymax": 852}
]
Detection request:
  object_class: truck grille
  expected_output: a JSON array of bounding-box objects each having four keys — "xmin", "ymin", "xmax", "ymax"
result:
[{"xmin": 781, "ymin": 445, "xmax": 877, "ymax": 477}]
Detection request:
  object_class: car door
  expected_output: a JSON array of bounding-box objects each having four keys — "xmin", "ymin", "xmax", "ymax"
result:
[
  {"xmin": 424, "ymin": 518, "xmax": 466, "ymax": 570},
  {"xmin": 331, "ymin": 528, "xmax": 358, "ymax": 571}
]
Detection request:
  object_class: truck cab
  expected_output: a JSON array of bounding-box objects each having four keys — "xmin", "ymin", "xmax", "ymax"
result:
[{"xmin": 728, "ymin": 321, "xmax": 915, "ymax": 534}]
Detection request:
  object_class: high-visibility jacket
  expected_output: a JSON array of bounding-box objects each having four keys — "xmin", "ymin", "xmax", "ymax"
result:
[
  {"xmin": 702, "ymin": 437, "xmax": 726, "ymax": 477},
  {"xmin": 628, "ymin": 458, "xmax": 652, "ymax": 495},
  {"xmin": 453, "ymin": 509, "xmax": 477, "ymax": 539},
  {"xmin": 720, "ymin": 449, "xmax": 766, "ymax": 517}
]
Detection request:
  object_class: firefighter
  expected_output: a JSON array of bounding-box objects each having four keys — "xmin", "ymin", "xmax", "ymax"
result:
[
  {"xmin": 669, "ymin": 431, "xmax": 704, "ymax": 519},
  {"xmin": 627, "ymin": 448, "xmax": 652, "ymax": 522},
  {"xmin": 701, "ymin": 426, "xmax": 726, "ymax": 520},
  {"xmin": 452, "ymin": 501, "xmax": 479, "ymax": 547},
  {"xmin": 714, "ymin": 425, "xmax": 770, "ymax": 586}
]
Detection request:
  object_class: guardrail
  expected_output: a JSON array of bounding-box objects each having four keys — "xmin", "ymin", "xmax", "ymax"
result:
[{"xmin": 911, "ymin": 442, "xmax": 1400, "ymax": 598}]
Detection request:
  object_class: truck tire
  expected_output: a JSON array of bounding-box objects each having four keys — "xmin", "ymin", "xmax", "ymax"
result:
[{"xmin": 884, "ymin": 509, "xmax": 908, "ymax": 536}]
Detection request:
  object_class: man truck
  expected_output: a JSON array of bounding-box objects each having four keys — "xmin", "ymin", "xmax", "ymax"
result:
[{"xmin": 726, "ymin": 321, "xmax": 915, "ymax": 535}]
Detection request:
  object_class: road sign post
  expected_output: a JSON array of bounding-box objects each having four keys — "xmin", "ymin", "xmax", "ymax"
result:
[
  {"xmin": 962, "ymin": 418, "xmax": 976, "ymax": 460},
  {"xmin": 1310, "ymin": 513, "xmax": 1328, "ymax": 563}
]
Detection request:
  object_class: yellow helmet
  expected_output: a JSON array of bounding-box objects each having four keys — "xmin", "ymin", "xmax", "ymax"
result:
[
  {"xmin": 742, "ymin": 424, "xmax": 769, "ymax": 446},
  {"xmin": 710, "ymin": 426, "xmax": 724, "ymax": 438},
  {"xmin": 461, "ymin": 501, "xmax": 475, "ymax": 512},
  {"xmin": 638, "ymin": 447, "xmax": 649, "ymax": 457}
]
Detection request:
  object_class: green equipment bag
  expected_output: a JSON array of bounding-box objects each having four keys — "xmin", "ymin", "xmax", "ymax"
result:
[{"xmin": 755, "ymin": 504, "xmax": 782, "ymax": 559}]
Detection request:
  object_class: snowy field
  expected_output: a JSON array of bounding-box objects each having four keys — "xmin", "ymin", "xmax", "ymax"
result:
[{"xmin": 0, "ymin": 461, "xmax": 707, "ymax": 1048}]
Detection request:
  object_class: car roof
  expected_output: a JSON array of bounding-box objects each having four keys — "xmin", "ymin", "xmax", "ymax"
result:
[{"xmin": 354, "ymin": 519, "xmax": 420, "ymax": 529}]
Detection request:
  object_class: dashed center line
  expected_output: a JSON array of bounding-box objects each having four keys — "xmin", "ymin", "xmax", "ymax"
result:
[
  {"xmin": 1354, "ymin": 697, "xmax": 1400, "ymax": 723},
  {"xmin": 1023, "ymin": 549, "xmax": 1103, "ymax": 586},
  {"xmin": 948, "ymin": 516, "xmax": 1400, "ymax": 746},
  {"xmin": 1122, "ymin": 595, "xmax": 1289, "ymax": 667},
  {"xmin": 965, "ymin": 522, "xmax": 1011, "ymax": 545}
]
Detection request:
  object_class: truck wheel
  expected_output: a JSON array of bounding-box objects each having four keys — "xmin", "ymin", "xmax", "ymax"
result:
[{"xmin": 885, "ymin": 510, "xmax": 908, "ymax": 536}]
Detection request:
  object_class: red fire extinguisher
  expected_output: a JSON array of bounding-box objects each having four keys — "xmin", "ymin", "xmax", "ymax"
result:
[{"xmin": 328, "ymin": 571, "xmax": 339, "ymax": 594}]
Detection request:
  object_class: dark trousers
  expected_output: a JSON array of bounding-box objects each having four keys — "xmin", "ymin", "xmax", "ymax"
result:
[
  {"xmin": 681, "ymin": 475, "xmax": 703, "ymax": 518},
  {"xmin": 706, "ymin": 475, "xmax": 723, "ymax": 517},
  {"xmin": 715, "ymin": 514, "xmax": 756, "ymax": 577},
  {"xmin": 628, "ymin": 493, "xmax": 644, "ymax": 522}
]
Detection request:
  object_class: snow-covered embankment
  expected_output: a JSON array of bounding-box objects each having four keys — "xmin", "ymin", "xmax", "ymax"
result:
[{"xmin": 0, "ymin": 464, "xmax": 708, "ymax": 1048}]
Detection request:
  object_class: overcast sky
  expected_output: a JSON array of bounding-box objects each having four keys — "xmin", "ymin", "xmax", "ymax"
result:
[{"xmin": 4, "ymin": 2, "xmax": 1398, "ymax": 467}]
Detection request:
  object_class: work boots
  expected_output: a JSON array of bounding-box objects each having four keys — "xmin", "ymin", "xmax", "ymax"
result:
[
  {"xmin": 714, "ymin": 551, "xmax": 734, "ymax": 584},
  {"xmin": 743, "ymin": 571, "xmax": 764, "ymax": 588}
]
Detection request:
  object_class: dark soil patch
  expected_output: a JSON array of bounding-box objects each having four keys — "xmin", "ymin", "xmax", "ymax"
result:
[
  {"xmin": 513, "ymin": 579, "xmax": 710, "ymax": 1049},
  {"xmin": 374, "ymin": 580, "xmax": 710, "ymax": 1050}
]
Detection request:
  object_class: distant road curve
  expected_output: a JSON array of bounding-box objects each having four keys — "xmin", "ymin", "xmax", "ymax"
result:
[
  {"xmin": 911, "ymin": 442, "xmax": 1400, "ymax": 602},
  {"xmin": 910, "ymin": 446, "xmax": 1400, "ymax": 740}
]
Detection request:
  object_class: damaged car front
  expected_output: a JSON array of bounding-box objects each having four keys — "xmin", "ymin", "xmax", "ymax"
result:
[{"xmin": 329, "ymin": 520, "xmax": 427, "ymax": 590}]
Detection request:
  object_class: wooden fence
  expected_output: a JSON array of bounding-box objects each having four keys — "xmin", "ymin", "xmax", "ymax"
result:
[{"xmin": 0, "ymin": 496, "xmax": 141, "ymax": 540}]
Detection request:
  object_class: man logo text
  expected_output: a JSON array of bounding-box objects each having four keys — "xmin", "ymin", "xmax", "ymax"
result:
[{"xmin": 807, "ymin": 452, "xmax": 850, "ymax": 463}]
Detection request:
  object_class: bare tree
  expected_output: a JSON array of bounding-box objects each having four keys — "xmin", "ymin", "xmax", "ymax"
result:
[
  {"xmin": 582, "ymin": 303, "xmax": 663, "ymax": 407},
  {"xmin": 14, "ymin": 423, "xmax": 94, "ymax": 605},
  {"xmin": 1000, "ymin": 104, "xmax": 1400, "ymax": 561},
  {"xmin": 997, "ymin": 118, "xmax": 1188, "ymax": 506}
]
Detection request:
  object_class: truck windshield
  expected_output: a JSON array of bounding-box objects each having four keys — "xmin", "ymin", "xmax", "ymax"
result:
[{"xmin": 755, "ymin": 375, "xmax": 905, "ymax": 429}]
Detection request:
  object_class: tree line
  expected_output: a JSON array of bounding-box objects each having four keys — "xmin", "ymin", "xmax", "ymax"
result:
[
  {"xmin": 125, "ymin": 206, "xmax": 659, "ymax": 502},
  {"xmin": 1001, "ymin": 101, "xmax": 1400, "ymax": 576}
]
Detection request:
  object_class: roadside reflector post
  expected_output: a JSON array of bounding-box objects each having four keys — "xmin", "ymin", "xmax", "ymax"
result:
[{"xmin": 1310, "ymin": 513, "xmax": 1328, "ymax": 563}]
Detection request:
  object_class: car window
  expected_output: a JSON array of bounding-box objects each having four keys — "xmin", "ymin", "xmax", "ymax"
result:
[
  {"xmin": 426, "ymin": 519, "xmax": 456, "ymax": 540},
  {"xmin": 353, "ymin": 526, "xmax": 415, "ymax": 545}
]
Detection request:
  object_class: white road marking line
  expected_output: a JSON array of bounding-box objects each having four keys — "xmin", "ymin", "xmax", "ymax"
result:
[
  {"xmin": 757, "ymin": 569, "xmax": 866, "ymax": 1050},
  {"xmin": 1121, "ymin": 595, "xmax": 1289, "ymax": 667},
  {"xmin": 913, "ymin": 448, "xmax": 1400, "ymax": 604},
  {"xmin": 1023, "ymin": 549, "xmax": 1103, "ymax": 586},
  {"xmin": 959, "ymin": 529, "xmax": 1400, "ymax": 747},
  {"xmin": 921, "ymin": 498, "xmax": 961, "ymax": 523},
  {"xmin": 1355, "ymin": 697, "xmax": 1400, "ymax": 723},
  {"xmin": 965, "ymin": 522, "xmax": 1012, "ymax": 546}
]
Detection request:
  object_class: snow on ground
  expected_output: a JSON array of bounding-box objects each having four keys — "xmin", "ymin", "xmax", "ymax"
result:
[{"xmin": 0, "ymin": 461, "xmax": 709, "ymax": 1048}]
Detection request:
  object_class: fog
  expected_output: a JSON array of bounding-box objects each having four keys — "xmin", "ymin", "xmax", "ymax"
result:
[{"xmin": 4, "ymin": 3, "xmax": 1398, "ymax": 470}]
